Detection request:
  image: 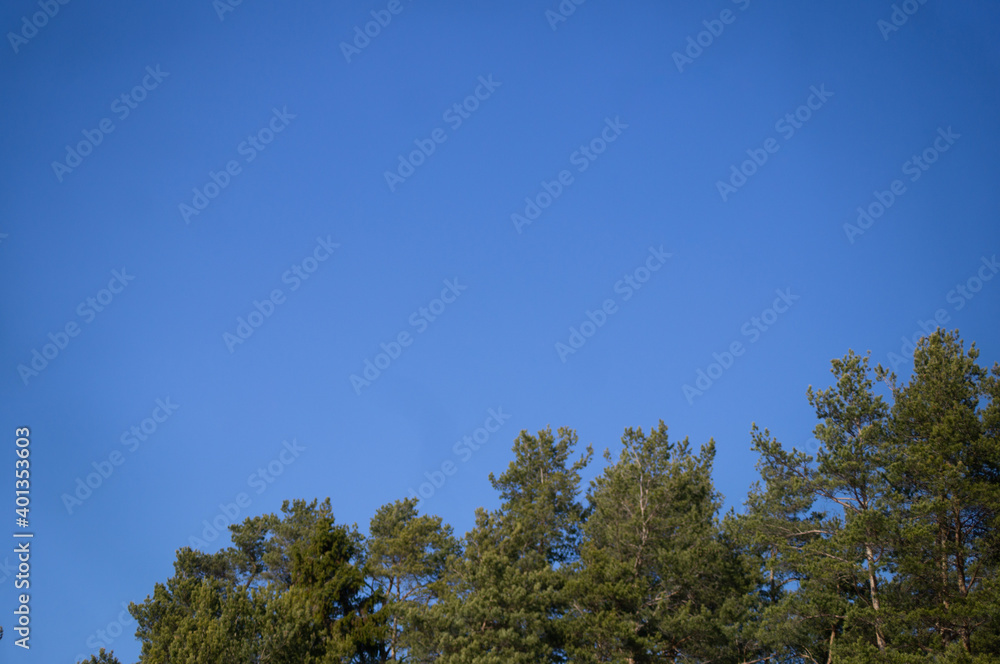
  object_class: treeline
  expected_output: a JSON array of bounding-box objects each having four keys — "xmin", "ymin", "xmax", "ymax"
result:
[{"xmin": 88, "ymin": 330, "xmax": 1000, "ymax": 664}]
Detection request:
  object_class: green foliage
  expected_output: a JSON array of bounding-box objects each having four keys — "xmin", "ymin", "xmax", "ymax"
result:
[
  {"xmin": 426, "ymin": 426, "xmax": 592, "ymax": 664},
  {"xmin": 118, "ymin": 329, "xmax": 1000, "ymax": 664},
  {"xmin": 742, "ymin": 331, "xmax": 1000, "ymax": 663},
  {"xmin": 80, "ymin": 649, "xmax": 123, "ymax": 664},
  {"xmin": 366, "ymin": 497, "xmax": 460, "ymax": 662},
  {"xmin": 129, "ymin": 498, "xmax": 382, "ymax": 663},
  {"xmin": 880, "ymin": 331, "xmax": 1000, "ymax": 659},
  {"xmin": 743, "ymin": 350, "xmax": 898, "ymax": 660},
  {"xmin": 566, "ymin": 422, "xmax": 752, "ymax": 663}
]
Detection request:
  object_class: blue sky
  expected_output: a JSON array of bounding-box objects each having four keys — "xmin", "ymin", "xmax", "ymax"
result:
[{"xmin": 1, "ymin": 0, "xmax": 999, "ymax": 661}]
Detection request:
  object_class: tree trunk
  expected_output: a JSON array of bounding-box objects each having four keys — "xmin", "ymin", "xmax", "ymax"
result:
[
  {"xmin": 865, "ymin": 544, "xmax": 886, "ymax": 651},
  {"xmin": 953, "ymin": 503, "xmax": 972, "ymax": 653}
]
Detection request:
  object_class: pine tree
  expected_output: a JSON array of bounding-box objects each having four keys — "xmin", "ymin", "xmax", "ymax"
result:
[
  {"xmin": 129, "ymin": 498, "xmax": 382, "ymax": 663},
  {"xmin": 566, "ymin": 421, "xmax": 751, "ymax": 663},
  {"xmin": 744, "ymin": 350, "xmax": 898, "ymax": 662},
  {"xmin": 366, "ymin": 497, "xmax": 460, "ymax": 662},
  {"xmin": 79, "ymin": 649, "xmax": 123, "ymax": 664},
  {"xmin": 880, "ymin": 329, "xmax": 1000, "ymax": 660},
  {"xmin": 429, "ymin": 426, "xmax": 591, "ymax": 664}
]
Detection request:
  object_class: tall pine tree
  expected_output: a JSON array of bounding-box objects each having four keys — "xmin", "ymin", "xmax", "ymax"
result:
[
  {"xmin": 428, "ymin": 426, "xmax": 591, "ymax": 664},
  {"xmin": 743, "ymin": 350, "xmax": 898, "ymax": 662},
  {"xmin": 566, "ymin": 422, "xmax": 751, "ymax": 663},
  {"xmin": 881, "ymin": 330, "xmax": 1000, "ymax": 660},
  {"xmin": 366, "ymin": 497, "xmax": 460, "ymax": 663}
]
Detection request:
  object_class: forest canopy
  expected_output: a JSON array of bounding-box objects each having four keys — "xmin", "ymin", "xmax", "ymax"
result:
[{"xmin": 89, "ymin": 329, "xmax": 1000, "ymax": 664}]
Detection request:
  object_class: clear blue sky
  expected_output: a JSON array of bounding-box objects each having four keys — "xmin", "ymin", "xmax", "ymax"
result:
[{"xmin": 1, "ymin": 0, "xmax": 998, "ymax": 661}]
